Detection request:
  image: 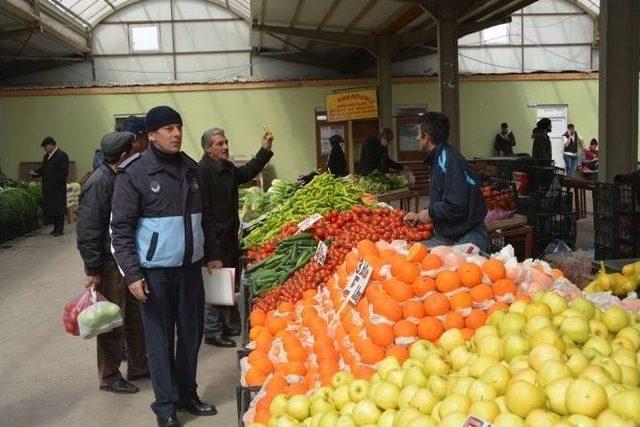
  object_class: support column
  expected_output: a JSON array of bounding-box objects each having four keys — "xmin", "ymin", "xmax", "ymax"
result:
[
  {"xmin": 377, "ymin": 40, "xmax": 393, "ymax": 132},
  {"xmin": 598, "ymin": 0, "xmax": 639, "ymax": 182},
  {"xmin": 437, "ymin": 3, "xmax": 460, "ymax": 149}
]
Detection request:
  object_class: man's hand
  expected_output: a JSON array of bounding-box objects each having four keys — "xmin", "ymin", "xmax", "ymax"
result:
[
  {"xmin": 404, "ymin": 209, "xmax": 431, "ymax": 225},
  {"xmin": 84, "ymin": 275, "xmax": 101, "ymax": 290},
  {"xmin": 418, "ymin": 209, "xmax": 431, "ymax": 224},
  {"xmin": 262, "ymin": 132, "xmax": 274, "ymax": 151},
  {"xmin": 29, "ymin": 170, "xmax": 38, "ymax": 177},
  {"xmin": 129, "ymin": 279, "xmax": 149, "ymax": 302},
  {"xmin": 404, "ymin": 212, "xmax": 419, "ymax": 224},
  {"xmin": 206, "ymin": 260, "xmax": 224, "ymax": 275}
]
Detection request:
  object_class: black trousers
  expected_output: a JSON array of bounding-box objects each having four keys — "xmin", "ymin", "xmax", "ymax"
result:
[
  {"xmin": 141, "ymin": 264, "xmax": 204, "ymax": 417},
  {"xmin": 51, "ymin": 215, "xmax": 64, "ymax": 233}
]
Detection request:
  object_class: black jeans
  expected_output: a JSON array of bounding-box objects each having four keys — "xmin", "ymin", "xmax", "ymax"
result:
[
  {"xmin": 51, "ymin": 215, "xmax": 64, "ymax": 233},
  {"xmin": 140, "ymin": 264, "xmax": 204, "ymax": 417}
]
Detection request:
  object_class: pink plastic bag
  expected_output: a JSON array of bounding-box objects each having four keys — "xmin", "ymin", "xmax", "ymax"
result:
[{"xmin": 62, "ymin": 289, "xmax": 105, "ymax": 336}]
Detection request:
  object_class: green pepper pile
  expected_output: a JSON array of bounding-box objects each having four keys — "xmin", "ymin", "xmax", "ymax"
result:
[
  {"xmin": 247, "ymin": 232, "xmax": 317, "ymax": 295},
  {"xmin": 243, "ymin": 173, "xmax": 365, "ymax": 248}
]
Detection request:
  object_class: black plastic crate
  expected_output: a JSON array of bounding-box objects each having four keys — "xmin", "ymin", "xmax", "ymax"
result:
[
  {"xmin": 240, "ymin": 271, "xmax": 252, "ymax": 347},
  {"xmin": 593, "ymin": 182, "xmax": 618, "ymax": 219},
  {"xmin": 614, "ymin": 173, "xmax": 640, "ymax": 215},
  {"xmin": 517, "ymin": 189, "xmax": 573, "ymax": 218},
  {"xmin": 528, "ymin": 165, "xmax": 561, "ymax": 193},
  {"xmin": 483, "ymin": 178, "xmax": 518, "ymax": 212},
  {"xmin": 619, "ymin": 214, "xmax": 640, "ymax": 242},
  {"xmin": 594, "ymin": 218, "xmax": 617, "ymax": 248},
  {"xmin": 531, "ymin": 211, "xmax": 577, "ymax": 242},
  {"xmin": 236, "ymin": 383, "xmax": 261, "ymax": 427},
  {"xmin": 594, "ymin": 245, "xmax": 616, "ymax": 261}
]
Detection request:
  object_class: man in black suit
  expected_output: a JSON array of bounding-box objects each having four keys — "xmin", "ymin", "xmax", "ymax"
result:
[{"xmin": 30, "ymin": 136, "xmax": 69, "ymax": 236}]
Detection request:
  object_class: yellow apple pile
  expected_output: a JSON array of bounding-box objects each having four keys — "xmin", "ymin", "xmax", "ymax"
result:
[{"xmin": 256, "ymin": 291, "xmax": 640, "ymax": 427}]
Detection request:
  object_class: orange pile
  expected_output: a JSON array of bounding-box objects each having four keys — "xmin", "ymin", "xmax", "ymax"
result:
[{"xmin": 243, "ymin": 240, "xmax": 529, "ymax": 423}]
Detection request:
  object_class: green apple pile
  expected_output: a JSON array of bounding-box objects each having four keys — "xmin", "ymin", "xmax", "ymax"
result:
[{"xmin": 254, "ymin": 291, "xmax": 640, "ymax": 427}]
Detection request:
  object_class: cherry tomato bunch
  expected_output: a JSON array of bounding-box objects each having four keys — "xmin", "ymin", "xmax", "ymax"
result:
[{"xmin": 252, "ymin": 207, "xmax": 433, "ymax": 311}]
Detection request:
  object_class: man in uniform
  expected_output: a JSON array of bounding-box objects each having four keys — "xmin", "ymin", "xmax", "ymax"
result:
[
  {"xmin": 198, "ymin": 127, "xmax": 273, "ymax": 347},
  {"xmin": 405, "ymin": 112, "xmax": 488, "ymax": 251},
  {"xmin": 111, "ymin": 106, "xmax": 218, "ymax": 427},
  {"xmin": 30, "ymin": 136, "xmax": 69, "ymax": 236},
  {"xmin": 77, "ymin": 131, "xmax": 148, "ymax": 394}
]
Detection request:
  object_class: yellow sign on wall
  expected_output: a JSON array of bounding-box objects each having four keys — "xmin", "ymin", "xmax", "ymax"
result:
[{"xmin": 325, "ymin": 89, "xmax": 378, "ymax": 122}]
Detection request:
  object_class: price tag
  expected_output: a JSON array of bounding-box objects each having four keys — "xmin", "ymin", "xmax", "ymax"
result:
[
  {"xmin": 314, "ymin": 241, "xmax": 328, "ymax": 265},
  {"xmin": 298, "ymin": 213, "xmax": 322, "ymax": 231},
  {"xmin": 343, "ymin": 259, "xmax": 372, "ymax": 305},
  {"xmin": 463, "ymin": 416, "xmax": 491, "ymax": 427}
]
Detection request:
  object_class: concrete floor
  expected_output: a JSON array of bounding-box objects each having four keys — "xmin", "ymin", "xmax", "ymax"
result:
[{"xmin": 0, "ymin": 225, "xmax": 240, "ymax": 427}]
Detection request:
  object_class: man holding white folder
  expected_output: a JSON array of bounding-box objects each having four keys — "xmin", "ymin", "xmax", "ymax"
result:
[{"xmin": 198, "ymin": 127, "xmax": 273, "ymax": 347}]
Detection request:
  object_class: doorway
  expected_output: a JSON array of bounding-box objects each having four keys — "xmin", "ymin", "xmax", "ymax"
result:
[{"xmin": 536, "ymin": 105, "xmax": 567, "ymax": 170}]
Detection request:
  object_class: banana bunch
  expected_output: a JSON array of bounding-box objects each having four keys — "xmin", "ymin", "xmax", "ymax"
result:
[{"xmin": 584, "ymin": 260, "xmax": 640, "ymax": 296}]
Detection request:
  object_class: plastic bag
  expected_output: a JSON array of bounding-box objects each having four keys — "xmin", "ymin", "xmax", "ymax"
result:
[
  {"xmin": 77, "ymin": 290, "xmax": 123, "ymax": 339},
  {"xmin": 62, "ymin": 289, "xmax": 106, "ymax": 336}
]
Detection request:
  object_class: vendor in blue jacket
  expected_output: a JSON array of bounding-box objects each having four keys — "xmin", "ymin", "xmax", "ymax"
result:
[{"xmin": 404, "ymin": 111, "xmax": 489, "ymax": 251}]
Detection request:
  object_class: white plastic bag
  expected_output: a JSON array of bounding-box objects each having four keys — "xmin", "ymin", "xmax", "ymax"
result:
[{"xmin": 77, "ymin": 290, "xmax": 123, "ymax": 339}]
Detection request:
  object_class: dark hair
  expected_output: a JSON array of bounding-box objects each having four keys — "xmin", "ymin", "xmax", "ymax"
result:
[
  {"xmin": 41, "ymin": 136, "xmax": 56, "ymax": 147},
  {"xmin": 501, "ymin": 122, "xmax": 508, "ymax": 128},
  {"xmin": 568, "ymin": 123, "xmax": 575, "ymax": 129},
  {"xmin": 536, "ymin": 118, "xmax": 551, "ymax": 130},
  {"xmin": 419, "ymin": 111, "xmax": 450, "ymax": 145},
  {"xmin": 379, "ymin": 127, "xmax": 393, "ymax": 140},
  {"xmin": 590, "ymin": 138, "xmax": 598, "ymax": 146},
  {"xmin": 329, "ymin": 134, "xmax": 343, "ymax": 146}
]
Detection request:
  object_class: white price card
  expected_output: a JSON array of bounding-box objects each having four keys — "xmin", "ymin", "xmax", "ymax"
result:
[
  {"xmin": 298, "ymin": 213, "xmax": 322, "ymax": 231},
  {"xmin": 314, "ymin": 241, "xmax": 328, "ymax": 265},
  {"xmin": 463, "ymin": 415, "xmax": 492, "ymax": 427},
  {"xmin": 343, "ymin": 259, "xmax": 373, "ymax": 305}
]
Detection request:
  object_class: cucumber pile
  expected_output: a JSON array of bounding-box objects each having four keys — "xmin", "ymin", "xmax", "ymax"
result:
[{"xmin": 247, "ymin": 233, "xmax": 318, "ymax": 295}]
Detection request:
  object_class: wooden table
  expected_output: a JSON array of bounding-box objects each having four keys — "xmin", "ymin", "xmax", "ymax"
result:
[
  {"xmin": 486, "ymin": 214, "xmax": 534, "ymax": 260},
  {"xmin": 377, "ymin": 189, "xmax": 421, "ymax": 212},
  {"xmin": 562, "ymin": 175, "xmax": 596, "ymax": 219}
]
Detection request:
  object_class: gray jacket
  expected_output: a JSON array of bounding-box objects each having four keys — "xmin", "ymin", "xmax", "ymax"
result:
[{"xmin": 76, "ymin": 164, "xmax": 116, "ymax": 275}]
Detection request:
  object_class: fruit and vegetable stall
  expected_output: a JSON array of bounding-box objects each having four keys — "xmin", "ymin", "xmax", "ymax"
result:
[{"xmin": 233, "ymin": 172, "xmax": 640, "ymax": 427}]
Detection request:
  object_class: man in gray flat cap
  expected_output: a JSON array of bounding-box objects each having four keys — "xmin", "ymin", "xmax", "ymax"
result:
[{"xmin": 77, "ymin": 131, "xmax": 148, "ymax": 394}]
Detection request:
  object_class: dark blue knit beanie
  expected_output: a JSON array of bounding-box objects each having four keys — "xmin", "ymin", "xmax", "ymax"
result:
[{"xmin": 145, "ymin": 106, "xmax": 182, "ymax": 132}]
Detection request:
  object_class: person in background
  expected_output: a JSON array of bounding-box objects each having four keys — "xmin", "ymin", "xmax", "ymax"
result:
[
  {"xmin": 531, "ymin": 118, "xmax": 552, "ymax": 161},
  {"xmin": 29, "ymin": 136, "xmax": 69, "ymax": 236},
  {"xmin": 581, "ymin": 138, "xmax": 599, "ymax": 173},
  {"xmin": 92, "ymin": 149, "xmax": 105, "ymax": 171},
  {"xmin": 357, "ymin": 127, "xmax": 403, "ymax": 176},
  {"xmin": 121, "ymin": 115, "xmax": 150, "ymax": 153},
  {"xmin": 111, "ymin": 106, "xmax": 218, "ymax": 427},
  {"xmin": 404, "ymin": 112, "xmax": 488, "ymax": 251},
  {"xmin": 494, "ymin": 122, "xmax": 516, "ymax": 156},
  {"xmin": 77, "ymin": 131, "xmax": 148, "ymax": 395},
  {"xmin": 198, "ymin": 127, "xmax": 273, "ymax": 348},
  {"xmin": 563, "ymin": 123, "xmax": 583, "ymax": 175},
  {"xmin": 327, "ymin": 134, "xmax": 349, "ymax": 177}
]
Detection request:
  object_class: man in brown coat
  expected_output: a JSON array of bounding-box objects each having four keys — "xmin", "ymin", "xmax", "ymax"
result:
[{"xmin": 77, "ymin": 131, "xmax": 148, "ymax": 393}]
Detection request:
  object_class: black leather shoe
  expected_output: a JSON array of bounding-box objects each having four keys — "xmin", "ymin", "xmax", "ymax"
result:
[
  {"xmin": 127, "ymin": 372, "xmax": 150, "ymax": 381},
  {"xmin": 49, "ymin": 229, "xmax": 56, "ymax": 235},
  {"xmin": 99, "ymin": 378, "xmax": 139, "ymax": 394},
  {"xmin": 223, "ymin": 324, "xmax": 241, "ymax": 337},
  {"xmin": 177, "ymin": 398, "xmax": 217, "ymax": 416},
  {"xmin": 156, "ymin": 412, "xmax": 181, "ymax": 427},
  {"xmin": 52, "ymin": 231, "xmax": 63, "ymax": 237},
  {"xmin": 205, "ymin": 334, "xmax": 236, "ymax": 348}
]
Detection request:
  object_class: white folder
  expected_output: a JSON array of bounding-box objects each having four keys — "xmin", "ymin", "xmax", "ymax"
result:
[{"xmin": 202, "ymin": 267, "xmax": 236, "ymax": 306}]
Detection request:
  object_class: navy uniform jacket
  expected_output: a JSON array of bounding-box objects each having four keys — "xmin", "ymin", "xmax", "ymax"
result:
[
  {"xmin": 427, "ymin": 143, "xmax": 487, "ymax": 241},
  {"xmin": 358, "ymin": 135, "xmax": 403, "ymax": 176},
  {"xmin": 110, "ymin": 145, "xmax": 216, "ymax": 286}
]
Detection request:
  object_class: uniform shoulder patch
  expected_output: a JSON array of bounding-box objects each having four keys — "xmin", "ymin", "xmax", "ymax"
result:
[{"xmin": 117, "ymin": 152, "xmax": 141, "ymax": 171}]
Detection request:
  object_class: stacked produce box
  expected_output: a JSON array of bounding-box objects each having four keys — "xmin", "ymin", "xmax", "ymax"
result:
[{"xmin": 593, "ymin": 173, "xmax": 640, "ymax": 260}]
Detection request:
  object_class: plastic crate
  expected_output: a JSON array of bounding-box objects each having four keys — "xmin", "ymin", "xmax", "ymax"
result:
[
  {"xmin": 517, "ymin": 189, "xmax": 573, "ymax": 218},
  {"xmin": 594, "ymin": 245, "xmax": 616, "ymax": 261},
  {"xmin": 531, "ymin": 212, "xmax": 577, "ymax": 242},
  {"xmin": 528, "ymin": 165, "xmax": 561, "ymax": 193},
  {"xmin": 593, "ymin": 182, "xmax": 618, "ymax": 219},
  {"xmin": 614, "ymin": 173, "xmax": 640, "ymax": 215},
  {"xmin": 619, "ymin": 214, "xmax": 640, "ymax": 242},
  {"xmin": 482, "ymin": 178, "xmax": 518, "ymax": 212},
  {"xmin": 594, "ymin": 218, "xmax": 617, "ymax": 248},
  {"xmin": 236, "ymin": 383, "xmax": 261, "ymax": 427},
  {"xmin": 239, "ymin": 270, "xmax": 252, "ymax": 347}
]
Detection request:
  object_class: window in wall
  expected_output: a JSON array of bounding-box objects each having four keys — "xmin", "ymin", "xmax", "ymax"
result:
[
  {"xmin": 480, "ymin": 23, "xmax": 510, "ymax": 45},
  {"xmin": 130, "ymin": 25, "xmax": 160, "ymax": 53}
]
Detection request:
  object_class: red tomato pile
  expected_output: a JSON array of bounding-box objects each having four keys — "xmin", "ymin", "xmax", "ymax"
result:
[{"xmin": 252, "ymin": 207, "xmax": 433, "ymax": 311}]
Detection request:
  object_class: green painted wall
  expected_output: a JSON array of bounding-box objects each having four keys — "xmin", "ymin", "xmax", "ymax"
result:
[{"xmin": 0, "ymin": 78, "xmax": 631, "ymax": 183}]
